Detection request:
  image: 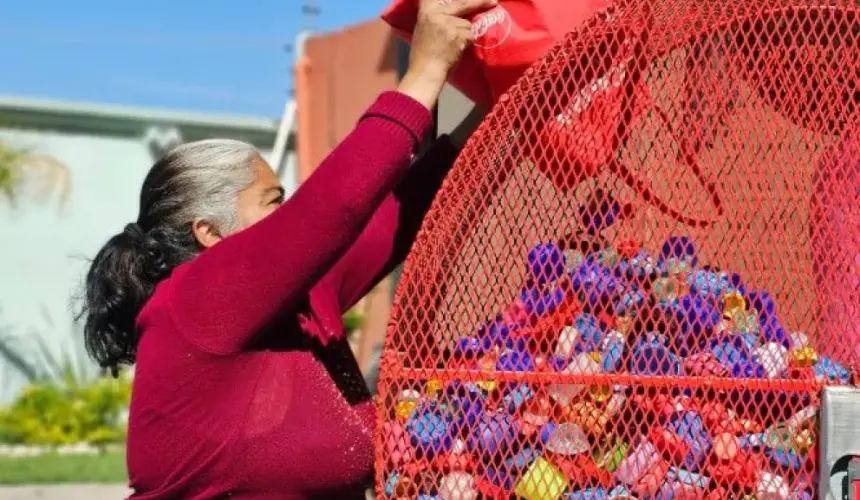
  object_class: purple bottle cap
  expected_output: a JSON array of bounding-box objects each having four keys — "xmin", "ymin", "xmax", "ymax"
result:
[
  {"xmin": 527, "ymin": 242, "xmax": 567, "ymax": 287},
  {"xmin": 478, "ymin": 320, "xmax": 513, "ymax": 350},
  {"xmin": 454, "ymin": 336, "xmax": 485, "ymax": 358},
  {"xmin": 521, "ymin": 286, "xmax": 567, "ymax": 320},
  {"xmin": 678, "ymin": 295, "xmax": 722, "ymax": 336},
  {"xmin": 539, "ymin": 422, "xmax": 557, "ymax": 446},
  {"xmin": 442, "ymin": 383, "xmax": 485, "ymax": 430},
  {"xmin": 731, "ymin": 360, "xmax": 767, "ymax": 379},
  {"xmin": 496, "ymin": 349, "xmax": 535, "ymax": 373},
  {"xmin": 548, "ymin": 354, "xmax": 570, "ymax": 372},
  {"xmin": 747, "ymin": 290, "xmax": 777, "ymax": 319},
  {"xmin": 631, "ymin": 336, "xmax": 682, "ymax": 376},
  {"xmin": 467, "ymin": 413, "xmax": 519, "ymax": 457},
  {"xmin": 760, "ymin": 315, "xmax": 790, "ymax": 348}
]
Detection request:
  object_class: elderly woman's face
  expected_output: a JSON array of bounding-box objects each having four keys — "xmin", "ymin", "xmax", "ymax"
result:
[{"xmin": 235, "ymin": 155, "xmax": 285, "ymax": 230}]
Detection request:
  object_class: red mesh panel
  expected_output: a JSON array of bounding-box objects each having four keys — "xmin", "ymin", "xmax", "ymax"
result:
[{"xmin": 376, "ymin": 0, "xmax": 859, "ymax": 498}]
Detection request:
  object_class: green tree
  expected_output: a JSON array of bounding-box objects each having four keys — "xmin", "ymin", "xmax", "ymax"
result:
[{"xmin": 0, "ymin": 140, "xmax": 71, "ymax": 208}]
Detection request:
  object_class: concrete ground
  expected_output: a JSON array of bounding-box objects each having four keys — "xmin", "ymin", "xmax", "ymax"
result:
[
  {"xmin": 0, "ymin": 485, "xmax": 378, "ymax": 499},
  {"xmin": 0, "ymin": 485, "xmax": 131, "ymax": 500}
]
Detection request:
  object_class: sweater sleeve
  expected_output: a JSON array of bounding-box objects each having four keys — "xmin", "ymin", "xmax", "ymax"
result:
[
  {"xmin": 165, "ymin": 92, "xmax": 433, "ymax": 354},
  {"xmin": 317, "ymin": 136, "xmax": 459, "ymax": 313}
]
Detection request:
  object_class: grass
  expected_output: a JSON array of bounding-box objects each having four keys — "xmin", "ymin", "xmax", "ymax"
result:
[{"xmin": 0, "ymin": 450, "xmax": 126, "ymax": 485}]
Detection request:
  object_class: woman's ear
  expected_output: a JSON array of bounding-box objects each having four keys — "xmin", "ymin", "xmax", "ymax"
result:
[{"xmin": 191, "ymin": 218, "xmax": 222, "ymax": 249}]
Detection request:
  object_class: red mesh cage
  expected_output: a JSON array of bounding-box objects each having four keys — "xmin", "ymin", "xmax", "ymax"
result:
[{"xmin": 376, "ymin": 0, "xmax": 859, "ymax": 498}]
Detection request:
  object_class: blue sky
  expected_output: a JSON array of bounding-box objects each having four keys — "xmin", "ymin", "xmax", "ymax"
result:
[{"xmin": 0, "ymin": 0, "xmax": 390, "ymax": 117}]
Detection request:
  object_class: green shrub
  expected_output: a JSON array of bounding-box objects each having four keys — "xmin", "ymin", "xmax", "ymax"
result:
[{"xmin": 0, "ymin": 372, "xmax": 131, "ymax": 447}]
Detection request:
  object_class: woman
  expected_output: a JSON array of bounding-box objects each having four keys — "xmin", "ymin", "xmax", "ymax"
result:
[{"xmin": 79, "ymin": 0, "xmax": 495, "ymax": 497}]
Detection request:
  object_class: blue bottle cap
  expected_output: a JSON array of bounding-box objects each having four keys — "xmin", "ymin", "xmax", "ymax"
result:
[
  {"xmin": 573, "ymin": 261, "xmax": 622, "ymax": 311},
  {"xmin": 688, "ymin": 270, "xmax": 724, "ymax": 303},
  {"xmin": 766, "ymin": 446, "xmax": 803, "ymax": 469},
  {"xmin": 502, "ymin": 384, "xmax": 534, "ymax": 414},
  {"xmin": 710, "ymin": 335, "xmax": 753, "ymax": 369},
  {"xmin": 467, "ymin": 413, "xmax": 519, "ymax": 456},
  {"xmin": 655, "ymin": 468, "xmax": 710, "ymax": 499},
  {"xmin": 417, "ymin": 495, "xmax": 439, "ymax": 500},
  {"xmin": 814, "ymin": 356, "xmax": 850, "ymax": 384},
  {"xmin": 607, "ymin": 485, "xmax": 633, "ymax": 498},
  {"xmin": 631, "ymin": 336, "xmax": 682, "ymax": 376},
  {"xmin": 666, "ymin": 467, "xmax": 709, "ymax": 489},
  {"xmin": 528, "ymin": 242, "xmax": 567, "ymax": 287},
  {"xmin": 669, "ymin": 411, "xmax": 711, "ymax": 469},
  {"xmin": 601, "ymin": 333, "xmax": 625, "ymax": 373},
  {"xmin": 483, "ymin": 446, "xmax": 538, "ymax": 489},
  {"xmin": 567, "ymin": 486, "xmax": 609, "ymax": 500},
  {"xmin": 384, "ymin": 472, "xmax": 400, "ymax": 497},
  {"xmin": 573, "ymin": 313, "xmax": 604, "ymax": 350},
  {"xmin": 614, "ymin": 289, "xmax": 646, "ymax": 316},
  {"xmin": 406, "ymin": 402, "xmax": 455, "ymax": 458}
]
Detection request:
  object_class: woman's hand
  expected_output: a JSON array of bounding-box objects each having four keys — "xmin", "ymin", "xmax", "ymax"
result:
[{"xmin": 397, "ymin": 0, "xmax": 498, "ymax": 110}]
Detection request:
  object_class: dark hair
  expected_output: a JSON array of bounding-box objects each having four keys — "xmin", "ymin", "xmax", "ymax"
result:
[{"xmin": 79, "ymin": 139, "xmax": 257, "ymax": 375}]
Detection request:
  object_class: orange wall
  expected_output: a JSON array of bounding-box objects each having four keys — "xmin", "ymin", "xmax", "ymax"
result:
[
  {"xmin": 296, "ymin": 20, "xmax": 401, "ymax": 373},
  {"xmin": 298, "ymin": 20, "xmax": 401, "ymax": 179}
]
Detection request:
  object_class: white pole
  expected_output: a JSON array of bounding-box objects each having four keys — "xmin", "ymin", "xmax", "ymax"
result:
[
  {"xmin": 270, "ymin": 30, "xmax": 311, "ymax": 176},
  {"xmin": 270, "ymin": 99, "xmax": 295, "ymax": 176}
]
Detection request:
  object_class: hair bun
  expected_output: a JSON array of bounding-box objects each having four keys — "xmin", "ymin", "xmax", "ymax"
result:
[{"xmin": 123, "ymin": 222, "xmax": 146, "ymax": 241}]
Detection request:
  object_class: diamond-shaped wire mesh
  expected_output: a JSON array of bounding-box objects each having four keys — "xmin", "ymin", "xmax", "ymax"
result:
[{"xmin": 376, "ymin": 1, "xmax": 859, "ymax": 498}]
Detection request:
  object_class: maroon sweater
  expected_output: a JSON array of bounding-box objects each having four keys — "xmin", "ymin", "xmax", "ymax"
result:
[{"xmin": 127, "ymin": 92, "xmax": 454, "ymax": 499}]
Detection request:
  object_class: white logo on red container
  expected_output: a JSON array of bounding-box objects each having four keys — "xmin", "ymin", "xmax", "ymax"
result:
[{"xmin": 470, "ymin": 5, "xmax": 511, "ymax": 49}]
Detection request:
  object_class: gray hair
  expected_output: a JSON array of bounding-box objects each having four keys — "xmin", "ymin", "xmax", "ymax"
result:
[{"xmin": 140, "ymin": 138, "xmax": 258, "ymax": 234}]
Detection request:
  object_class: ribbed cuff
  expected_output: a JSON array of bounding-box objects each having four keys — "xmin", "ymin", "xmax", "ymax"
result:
[{"xmin": 360, "ymin": 90, "xmax": 433, "ymax": 146}]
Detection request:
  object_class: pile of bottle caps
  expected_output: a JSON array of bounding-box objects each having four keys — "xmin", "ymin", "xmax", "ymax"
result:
[{"xmin": 380, "ymin": 199, "xmax": 850, "ymax": 499}]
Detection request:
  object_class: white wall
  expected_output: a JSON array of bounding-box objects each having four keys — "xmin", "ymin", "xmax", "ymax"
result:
[{"xmin": 0, "ymin": 127, "xmax": 281, "ymax": 402}]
